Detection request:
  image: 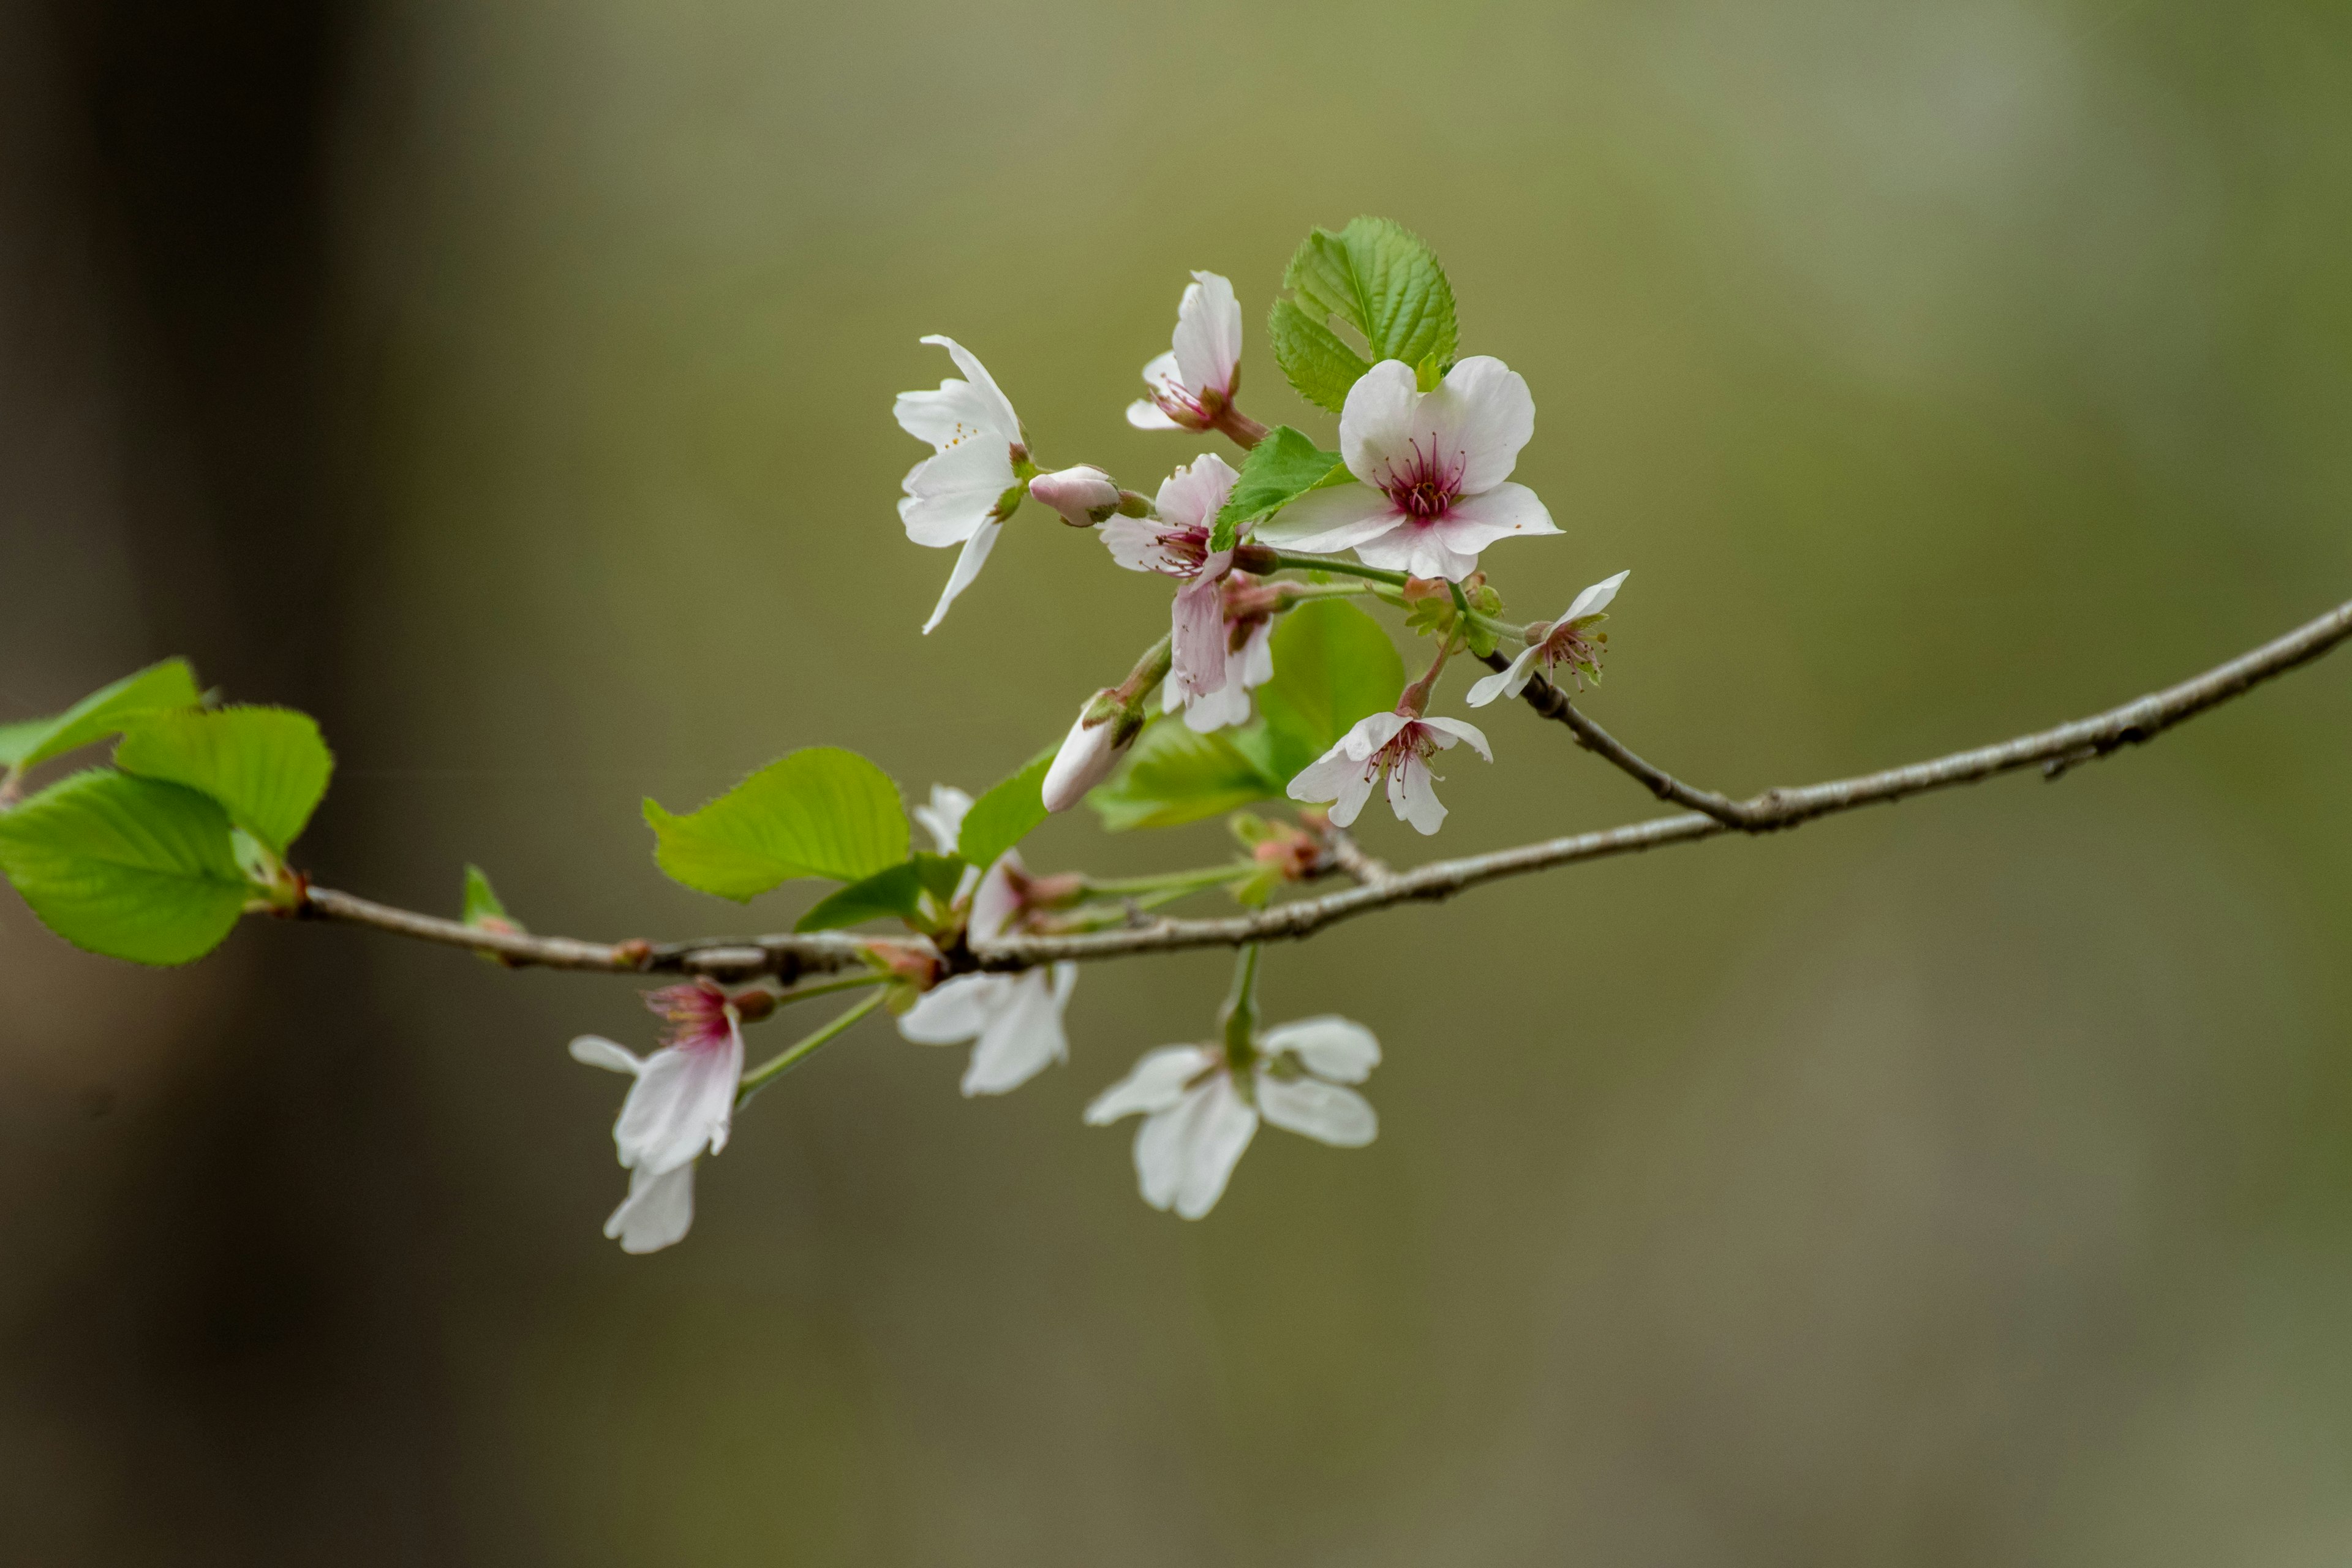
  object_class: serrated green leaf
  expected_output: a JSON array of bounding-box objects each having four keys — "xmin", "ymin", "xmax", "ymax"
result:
[
  {"xmin": 645, "ymin": 747, "xmax": 909, "ymax": 902},
  {"xmin": 113, "ymin": 706, "xmax": 333, "ymax": 857},
  {"xmin": 1247, "ymin": 599, "xmax": 1406, "ymax": 783},
  {"xmin": 3, "ymin": 659, "xmax": 205, "ymax": 773},
  {"xmin": 1267, "ymin": 298, "xmax": 1374, "ymax": 414},
  {"xmin": 957, "ymin": 747, "xmax": 1054, "ymax": 870},
  {"xmin": 792, "ymin": 852, "xmax": 967, "ymax": 933},
  {"xmin": 1282, "ymin": 216, "xmax": 1458, "ymax": 370},
  {"xmin": 1211, "ymin": 425, "xmax": 1350, "ymax": 550},
  {"xmin": 0, "ymin": 769, "xmax": 249, "ymax": 965},
  {"xmin": 1088, "ymin": 721, "xmax": 1283, "ymax": 832},
  {"xmin": 461, "ymin": 863, "xmax": 517, "ymax": 929}
]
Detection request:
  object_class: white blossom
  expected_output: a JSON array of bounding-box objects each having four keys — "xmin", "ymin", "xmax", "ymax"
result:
[
  {"xmin": 1254, "ymin": 356, "xmax": 1558, "ymax": 581},
  {"xmin": 568, "ymin": 981, "xmax": 746, "ymax": 1254},
  {"xmin": 895, "ymin": 853, "xmax": 1079, "ymax": 1096},
  {"xmin": 1286, "ymin": 710, "xmax": 1492, "ymax": 835},
  {"xmin": 895, "ymin": 335, "xmax": 1026, "ymax": 634},
  {"xmin": 1127, "ymin": 271, "xmax": 1243, "ymax": 431},
  {"xmin": 1085, "ymin": 1016, "xmax": 1380, "ymax": 1218},
  {"xmin": 1467, "ymin": 570, "xmax": 1629, "ymax": 707}
]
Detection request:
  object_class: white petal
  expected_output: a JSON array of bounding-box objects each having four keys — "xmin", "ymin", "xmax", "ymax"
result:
[
  {"xmin": 1335, "ymin": 359, "xmax": 1423, "ymax": 488},
  {"xmin": 568, "ymin": 1035, "xmax": 644, "ymax": 1076},
  {"xmin": 968, "ymin": 850, "xmax": 1022, "ymax": 941},
  {"xmin": 1137, "ymin": 349, "xmax": 1182, "ymax": 396},
  {"xmin": 920, "ymin": 519, "xmax": 1001, "ymax": 635},
  {"xmin": 1172, "ymin": 271, "xmax": 1242, "ymax": 395},
  {"xmin": 1174, "ymin": 1077, "xmax": 1259, "ymax": 1219},
  {"xmin": 1433, "ymin": 482, "xmax": 1558, "ymax": 555},
  {"xmin": 1562, "ymin": 569, "xmax": 1629, "ymax": 624},
  {"xmin": 604, "ymin": 1161, "xmax": 696, "ymax": 1254},
  {"xmin": 1126, "ymin": 399, "xmax": 1184, "ymax": 431},
  {"xmin": 1152, "ymin": 452, "xmax": 1240, "ymax": 533},
  {"xmin": 960, "ymin": 968, "xmax": 1071, "ymax": 1096},
  {"xmin": 1255, "ymin": 1076, "xmax": 1378, "ymax": 1147},
  {"xmin": 612, "ymin": 1023, "xmax": 742, "ymax": 1173},
  {"xmin": 898, "ymin": 439, "xmax": 1014, "ymax": 548},
  {"xmin": 1286, "ymin": 739, "xmax": 1365, "ymax": 805},
  {"xmin": 1181, "ymin": 672, "xmax": 1254, "ymax": 733},
  {"xmin": 1420, "ymin": 715, "xmax": 1493, "ymax": 760},
  {"xmin": 1385, "ymin": 750, "xmax": 1447, "ymax": 835},
  {"xmin": 894, "ymin": 376, "xmax": 1011, "ymax": 452},
  {"xmin": 1343, "ymin": 710, "xmax": 1412, "ymax": 760},
  {"xmin": 1168, "ymin": 573, "xmax": 1229, "ymax": 707},
  {"xmin": 897, "ymin": 973, "xmax": 1008, "ymax": 1044},
  {"xmin": 1422, "ymin": 356, "xmax": 1535, "ymax": 496},
  {"xmin": 1237, "ymin": 619, "xmax": 1274, "ymax": 689},
  {"xmin": 1086, "ymin": 1044, "xmax": 1217, "ymax": 1124},
  {"xmin": 1465, "ymin": 647, "xmax": 1540, "ymax": 707},
  {"xmin": 1250, "ymin": 483, "xmax": 1401, "ymax": 555},
  {"xmin": 912, "ymin": 784, "xmax": 973, "ymax": 856},
  {"xmin": 1352, "ymin": 521, "xmax": 1482, "ymax": 582},
  {"xmin": 916, "ymin": 334, "xmax": 1020, "ymax": 440},
  {"xmin": 1260, "ymin": 1016, "xmax": 1381, "ymax": 1083},
  {"xmin": 1098, "ymin": 515, "xmax": 1179, "ymax": 574},
  {"xmin": 1325, "ymin": 763, "xmax": 1380, "ymax": 828}
]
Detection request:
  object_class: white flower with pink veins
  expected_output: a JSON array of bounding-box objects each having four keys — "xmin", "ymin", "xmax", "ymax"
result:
[
  {"xmin": 895, "ymin": 850, "xmax": 1078, "ymax": 1096},
  {"xmin": 1085, "ymin": 1016, "xmax": 1380, "ymax": 1219},
  {"xmin": 894, "ymin": 336, "xmax": 1027, "ymax": 634},
  {"xmin": 568, "ymin": 981, "xmax": 748, "ymax": 1254},
  {"xmin": 1286, "ymin": 710, "xmax": 1492, "ymax": 836},
  {"xmin": 1254, "ymin": 356, "xmax": 1559, "ymax": 581},
  {"xmin": 1127, "ymin": 271, "xmax": 1243, "ymax": 432},
  {"xmin": 1098, "ymin": 453, "xmax": 1273, "ymax": 733},
  {"xmin": 1467, "ymin": 570, "xmax": 1628, "ymax": 707}
]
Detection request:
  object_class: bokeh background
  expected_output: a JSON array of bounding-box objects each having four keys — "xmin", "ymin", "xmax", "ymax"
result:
[{"xmin": 4, "ymin": 0, "xmax": 2351, "ymax": 1561}]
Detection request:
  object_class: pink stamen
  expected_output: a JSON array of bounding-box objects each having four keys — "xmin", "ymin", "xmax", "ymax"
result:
[{"xmin": 1379, "ymin": 436, "xmax": 1466, "ymax": 522}]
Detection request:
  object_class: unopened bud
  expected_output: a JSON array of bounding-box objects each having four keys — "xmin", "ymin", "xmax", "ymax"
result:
[
  {"xmin": 1042, "ymin": 697, "xmax": 1134, "ymax": 812},
  {"xmin": 1029, "ymin": 466, "xmax": 1122, "ymax": 527}
]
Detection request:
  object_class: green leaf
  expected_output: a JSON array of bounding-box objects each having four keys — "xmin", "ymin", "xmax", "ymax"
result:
[
  {"xmin": 2, "ymin": 659, "xmax": 205, "ymax": 772},
  {"xmin": 1246, "ymin": 599, "xmax": 1406, "ymax": 783},
  {"xmin": 1211, "ymin": 425, "xmax": 1351, "ymax": 550},
  {"xmin": 0, "ymin": 769, "xmax": 250, "ymax": 965},
  {"xmin": 113, "ymin": 706, "xmax": 333, "ymax": 857},
  {"xmin": 1088, "ymin": 721, "xmax": 1283, "ymax": 832},
  {"xmin": 1282, "ymin": 216, "xmax": 1458, "ymax": 371},
  {"xmin": 461, "ymin": 863, "xmax": 518, "ymax": 929},
  {"xmin": 1267, "ymin": 298, "xmax": 1373, "ymax": 414},
  {"xmin": 956, "ymin": 747, "xmax": 1054, "ymax": 870},
  {"xmin": 792, "ymin": 852, "xmax": 967, "ymax": 933},
  {"xmin": 645, "ymin": 747, "xmax": 909, "ymax": 902}
]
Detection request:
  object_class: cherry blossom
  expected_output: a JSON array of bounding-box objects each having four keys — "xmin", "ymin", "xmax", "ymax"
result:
[
  {"xmin": 895, "ymin": 853, "xmax": 1079, "ymax": 1096},
  {"xmin": 568, "ymin": 981, "xmax": 747, "ymax": 1254},
  {"xmin": 1098, "ymin": 454, "xmax": 1272, "ymax": 733},
  {"xmin": 1286, "ymin": 710, "xmax": 1492, "ymax": 835},
  {"xmin": 1126, "ymin": 271, "xmax": 1243, "ymax": 432},
  {"xmin": 1467, "ymin": 570, "xmax": 1629, "ymax": 707},
  {"xmin": 1254, "ymin": 356, "xmax": 1559, "ymax": 581},
  {"xmin": 895, "ymin": 335, "xmax": 1028, "ymax": 634},
  {"xmin": 1085, "ymin": 1016, "xmax": 1379, "ymax": 1219}
]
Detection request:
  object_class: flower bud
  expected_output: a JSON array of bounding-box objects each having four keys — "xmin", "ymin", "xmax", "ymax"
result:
[
  {"xmin": 1042, "ymin": 697, "xmax": 1134, "ymax": 812},
  {"xmin": 1028, "ymin": 465, "xmax": 1123, "ymax": 527}
]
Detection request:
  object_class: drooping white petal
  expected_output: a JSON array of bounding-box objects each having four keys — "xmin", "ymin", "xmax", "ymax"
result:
[
  {"xmin": 916, "ymin": 334, "xmax": 1020, "ymax": 440},
  {"xmin": 1086, "ymin": 1043, "xmax": 1218, "ymax": 1124},
  {"xmin": 1286, "ymin": 741, "xmax": 1368, "ymax": 809},
  {"xmin": 604, "ymin": 1161, "xmax": 696, "ymax": 1254},
  {"xmin": 1260, "ymin": 1016, "xmax": 1382, "ymax": 1083},
  {"xmin": 1181, "ymin": 671, "xmax": 1255, "ymax": 733},
  {"xmin": 1352, "ymin": 520, "xmax": 1483, "ymax": 582},
  {"xmin": 1335, "ymin": 359, "xmax": 1424, "ymax": 489},
  {"xmin": 569, "ymin": 1035, "xmax": 645, "ymax": 1076},
  {"xmin": 968, "ymin": 850, "xmax": 1023, "ymax": 942},
  {"xmin": 896, "ymin": 973, "xmax": 1009, "ymax": 1044},
  {"xmin": 1236, "ymin": 619, "xmax": 1275, "ymax": 690},
  {"xmin": 1419, "ymin": 356, "xmax": 1535, "ymax": 496},
  {"xmin": 1561, "ymin": 568, "xmax": 1629, "ymax": 623},
  {"xmin": 1387, "ymin": 750, "xmax": 1448, "ymax": 835},
  {"xmin": 1171, "ymin": 271, "xmax": 1243, "ymax": 396},
  {"xmin": 894, "ymin": 376, "xmax": 1011, "ymax": 452},
  {"xmin": 1174, "ymin": 1077, "xmax": 1259, "ymax": 1219},
  {"xmin": 1431, "ymin": 482, "xmax": 1558, "ymax": 556},
  {"xmin": 913, "ymin": 785, "xmax": 973, "ymax": 856},
  {"xmin": 1255, "ymin": 1076, "xmax": 1378, "ymax": 1147},
  {"xmin": 1466, "ymin": 646, "xmax": 1542, "ymax": 707},
  {"xmin": 1153, "ymin": 452, "xmax": 1240, "ymax": 534},
  {"xmin": 612, "ymin": 1022, "xmax": 744, "ymax": 1174},
  {"xmin": 1167, "ymin": 572, "xmax": 1229, "ymax": 710},
  {"xmin": 898, "ymin": 439, "xmax": 1015, "ymax": 549},
  {"xmin": 960, "ymin": 967, "xmax": 1072, "ymax": 1096},
  {"xmin": 1420, "ymin": 716, "xmax": 1493, "ymax": 760},
  {"xmin": 1250, "ymin": 483, "xmax": 1401, "ymax": 556},
  {"xmin": 920, "ymin": 518, "xmax": 1001, "ymax": 635}
]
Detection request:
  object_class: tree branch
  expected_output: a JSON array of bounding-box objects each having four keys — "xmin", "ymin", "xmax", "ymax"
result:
[{"xmin": 300, "ymin": 594, "xmax": 2352, "ymax": 982}]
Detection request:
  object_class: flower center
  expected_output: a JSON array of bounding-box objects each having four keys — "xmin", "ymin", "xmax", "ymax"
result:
[
  {"xmin": 1381, "ymin": 437, "xmax": 1464, "ymax": 522},
  {"xmin": 1361, "ymin": 722, "xmax": 1439, "ymax": 785}
]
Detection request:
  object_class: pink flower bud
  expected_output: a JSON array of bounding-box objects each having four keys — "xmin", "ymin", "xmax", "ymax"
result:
[
  {"xmin": 1042, "ymin": 699, "xmax": 1133, "ymax": 812},
  {"xmin": 1029, "ymin": 465, "xmax": 1122, "ymax": 527}
]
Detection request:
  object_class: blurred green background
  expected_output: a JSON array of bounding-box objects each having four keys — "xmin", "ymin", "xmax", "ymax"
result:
[{"xmin": 4, "ymin": 0, "xmax": 2352, "ymax": 1562}]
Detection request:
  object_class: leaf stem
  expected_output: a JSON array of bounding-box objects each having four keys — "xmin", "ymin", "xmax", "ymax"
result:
[
  {"xmin": 774, "ymin": 971, "xmax": 890, "ymax": 1006},
  {"xmin": 1079, "ymin": 864, "xmax": 1253, "ymax": 899},
  {"xmin": 736, "ymin": 990, "xmax": 886, "ymax": 1102}
]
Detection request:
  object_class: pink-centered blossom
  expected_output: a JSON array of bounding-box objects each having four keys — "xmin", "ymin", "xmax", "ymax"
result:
[
  {"xmin": 895, "ymin": 336, "xmax": 1027, "ymax": 634},
  {"xmin": 895, "ymin": 851, "xmax": 1079, "ymax": 1096},
  {"xmin": 1085, "ymin": 1016, "xmax": 1380, "ymax": 1219},
  {"xmin": 1466, "ymin": 570, "xmax": 1628, "ymax": 707},
  {"xmin": 1286, "ymin": 710, "xmax": 1492, "ymax": 836},
  {"xmin": 568, "ymin": 981, "xmax": 747, "ymax": 1254},
  {"xmin": 1254, "ymin": 357, "xmax": 1559, "ymax": 581},
  {"xmin": 1099, "ymin": 454, "xmax": 1273, "ymax": 733},
  {"xmin": 1126, "ymin": 271, "xmax": 1243, "ymax": 432}
]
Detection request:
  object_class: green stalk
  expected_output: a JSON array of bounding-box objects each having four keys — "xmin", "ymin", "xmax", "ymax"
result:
[
  {"xmin": 736, "ymin": 990, "xmax": 886, "ymax": 1104},
  {"xmin": 1220, "ymin": 943, "xmax": 1263, "ymax": 1070},
  {"xmin": 774, "ymin": 971, "xmax": 891, "ymax": 1007},
  {"xmin": 1079, "ymin": 864, "xmax": 1254, "ymax": 899}
]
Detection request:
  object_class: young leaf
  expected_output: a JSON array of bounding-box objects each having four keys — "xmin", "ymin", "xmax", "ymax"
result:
[
  {"xmin": 2, "ymin": 659, "xmax": 205, "ymax": 772},
  {"xmin": 113, "ymin": 706, "xmax": 333, "ymax": 857},
  {"xmin": 1210, "ymin": 425, "xmax": 1350, "ymax": 550},
  {"xmin": 1088, "ymin": 720, "xmax": 1283, "ymax": 831},
  {"xmin": 1246, "ymin": 599, "xmax": 1406, "ymax": 783},
  {"xmin": 0, "ymin": 769, "xmax": 250, "ymax": 965},
  {"xmin": 1282, "ymin": 216, "xmax": 1458, "ymax": 371},
  {"xmin": 956, "ymin": 747, "xmax": 1054, "ymax": 871},
  {"xmin": 794, "ymin": 861, "xmax": 922, "ymax": 932},
  {"xmin": 1267, "ymin": 298, "xmax": 1373, "ymax": 414},
  {"xmin": 461, "ymin": 863, "xmax": 519, "ymax": 930},
  {"xmin": 645, "ymin": 747, "xmax": 909, "ymax": 902}
]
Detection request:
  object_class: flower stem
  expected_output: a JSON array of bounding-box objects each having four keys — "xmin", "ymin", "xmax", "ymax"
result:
[
  {"xmin": 1111, "ymin": 633, "xmax": 1173, "ymax": 711},
  {"xmin": 1212, "ymin": 404, "xmax": 1270, "ymax": 450},
  {"xmin": 1220, "ymin": 943, "xmax": 1262, "ymax": 1069},
  {"xmin": 1079, "ymin": 864, "xmax": 1253, "ymax": 899},
  {"xmin": 736, "ymin": 990, "xmax": 886, "ymax": 1104},
  {"xmin": 1248, "ymin": 549, "xmax": 1411, "ymax": 587},
  {"xmin": 774, "ymin": 971, "xmax": 890, "ymax": 1007},
  {"xmin": 1399, "ymin": 636, "xmax": 1453, "ymax": 716}
]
